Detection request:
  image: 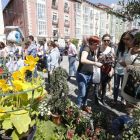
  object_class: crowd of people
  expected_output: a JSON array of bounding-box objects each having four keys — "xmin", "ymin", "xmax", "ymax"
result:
[{"xmin": 0, "ymin": 29, "xmax": 140, "ymax": 117}]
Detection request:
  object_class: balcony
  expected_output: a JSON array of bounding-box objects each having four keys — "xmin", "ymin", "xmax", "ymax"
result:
[
  {"xmin": 65, "ymin": 33, "xmax": 70, "ymax": 38},
  {"xmin": 52, "ymin": 2, "xmax": 58, "ymax": 9},
  {"xmin": 64, "ymin": 20, "xmax": 70, "ymax": 27},
  {"xmin": 95, "ymin": 24, "xmax": 98, "ymax": 28},
  {"xmin": 95, "ymin": 16, "xmax": 99, "ymax": 20},
  {"xmin": 90, "ymin": 14, "xmax": 93, "ymax": 18},
  {"xmin": 64, "ymin": 6, "xmax": 69, "ymax": 13},
  {"xmin": 90, "ymin": 23, "xmax": 93, "ymax": 28},
  {"xmin": 52, "ymin": 19, "xmax": 59, "ymax": 25}
]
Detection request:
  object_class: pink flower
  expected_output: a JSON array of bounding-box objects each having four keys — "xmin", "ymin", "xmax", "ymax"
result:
[
  {"xmin": 92, "ymin": 135, "xmax": 96, "ymax": 140},
  {"xmin": 95, "ymin": 128, "xmax": 99, "ymax": 132},
  {"xmin": 76, "ymin": 118, "xmax": 80, "ymax": 124},
  {"xmin": 68, "ymin": 130, "xmax": 73, "ymax": 138}
]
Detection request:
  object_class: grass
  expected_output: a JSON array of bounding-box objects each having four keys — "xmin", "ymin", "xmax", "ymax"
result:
[{"xmin": 34, "ymin": 118, "xmax": 67, "ymax": 140}]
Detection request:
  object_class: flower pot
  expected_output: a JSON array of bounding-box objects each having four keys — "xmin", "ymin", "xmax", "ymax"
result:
[
  {"xmin": 51, "ymin": 112, "xmax": 62, "ymax": 124},
  {"xmin": 1, "ymin": 124, "xmax": 37, "ymax": 140}
]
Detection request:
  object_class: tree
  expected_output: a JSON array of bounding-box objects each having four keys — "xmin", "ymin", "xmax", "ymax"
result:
[
  {"xmin": 72, "ymin": 38, "xmax": 78, "ymax": 49},
  {"xmin": 107, "ymin": 0, "xmax": 140, "ymax": 23}
]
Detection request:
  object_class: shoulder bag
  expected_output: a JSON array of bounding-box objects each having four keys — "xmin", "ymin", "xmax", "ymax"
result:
[{"xmin": 123, "ymin": 52, "xmax": 140, "ymax": 99}]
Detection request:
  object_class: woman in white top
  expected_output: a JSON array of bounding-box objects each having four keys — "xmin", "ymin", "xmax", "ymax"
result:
[
  {"xmin": 0, "ymin": 42, "xmax": 9, "ymax": 67},
  {"xmin": 111, "ymin": 29, "xmax": 140, "ymax": 116}
]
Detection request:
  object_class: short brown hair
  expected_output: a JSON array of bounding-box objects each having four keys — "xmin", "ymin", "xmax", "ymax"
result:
[
  {"xmin": 102, "ymin": 34, "xmax": 111, "ymax": 41},
  {"xmin": 0, "ymin": 42, "xmax": 6, "ymax": 48},
  {"xmin": 48, "ymin": 41, "xmax": 56, "ymax": 48}
]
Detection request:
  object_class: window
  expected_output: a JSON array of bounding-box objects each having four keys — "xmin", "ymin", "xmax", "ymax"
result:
[
  {"xmin": 96, "ymin": 12, "xmax": 98, "ymax": 19},
  {"xmin": 75, "ymin": 28, "xmax": 80, "ymax": 35},
  {"xmin": 106, "ymin": 24, "xmax": 108, "ymax": 28},
  {"xmin": 37, "ymin": 3, "xmax": 46, "ymax": 20},
  {"xmin": 65, "ymin": 15, "xmax": 69, "ymax": 24},
  {"xmin": 38, "ymin": 21, "xmax": 46, "ymax": 35},
  {"xmin": 84, "ymin": 26, "xmax": 89, "ymax": 35},
  {"xmin": 90, "ymin": 10, "xmax": 93, "ymax": 16},
  {"xmin": 53, "ymin": 13, "xmax": 57, "ymax": 21},
  {"xmin": 53, "ymin": 25, "xmax": 58, "ymax": 36},
  {"xmin": 52, "ymin": 0, "xmax": 56, "ymax": 5},
  {"xmin": 85, "ymin": 6, "xmax": 89, "ymax": 14},
  {"xmin": 95, "ymin": 29, "xmax": 98, "ymax": 36},
  {"xmin": 107, "ymin": 14, "xmax": 109, "ymax": 19},
  {"xmin": 64, "ymin": 2, "xmax": 68, "ymax": 9},
  {"xmin": 84, "ymin": 15, "xmax": 89, "ymax": 25},
  {"xmin": 76, "ymin": 15, "xmax": 81, "ymax": 27},
  {"xmin": 65, "ymin": 28, "xmax": 69, "ymax": 36}
]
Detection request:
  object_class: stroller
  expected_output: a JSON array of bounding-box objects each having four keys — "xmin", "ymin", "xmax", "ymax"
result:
[{"xmin": 36, "ymin": 55, "xmax": 46, "ymax": 71}]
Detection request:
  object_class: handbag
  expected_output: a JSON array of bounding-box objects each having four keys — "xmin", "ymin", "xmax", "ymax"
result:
[
  {"xmin": 92, "ymin": 66, "xmax": 101, "ymax": 83},
  {"xmin": 123, "ymin": 52, "xmax": 140, "ymax": 99}
]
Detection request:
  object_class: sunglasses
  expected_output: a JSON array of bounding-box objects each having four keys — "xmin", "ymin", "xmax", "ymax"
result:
[
  {"xmin": 82, "ymin": 40, "xmax": 86, "ymax": 42},
  {"xmin": 66, "ymin": 42, "xmax": 68, "ymax": 43},
  {"xmin": 103, "ymin": 40, "xmax": 110, "ymax": 42},
  {"xmin": 48, "ymin": 45, "xmax": 52, "ymax": 46}
]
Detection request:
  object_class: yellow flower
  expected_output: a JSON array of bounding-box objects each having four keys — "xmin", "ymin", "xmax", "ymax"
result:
[
  {"xmin": 24, "ymin": 55, "xmax": 39, "ymax": 67},
  {"xmin": 0, "ymin": 80, "xmax": 6, "ymax": 88},
  {"xmin": 12, "ymin": 80, "xmax": 29, "ymax": 91},
  {"xmin": 1, "ymin": 97, "xmax": 4, "ymax": 101},
  {"xmin": 43, "ymin": 69, "xmax": 47, "ymax": 72},
  {"xmin": 0, "ymin": 109, "xmax": 5, "ymax": 117},
  {"xmin": 19, "ymin": 66, "xmax": 31, "ymax": 79},
  {"xmin": 11, "ymin": 71, "xmax": 22, "ymax": 81},
  {"xmin": 2, "ymin": 84, "xmax": 9, "ymax": 92}
]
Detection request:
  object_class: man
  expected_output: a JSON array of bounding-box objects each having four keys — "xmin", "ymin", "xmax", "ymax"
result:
[
  {"xmin": 78, "ymin": 35, "xmax": 89, "ymax": 59},
  {"xmin": 27, "ymin": 35, "xmax": 37, "ymax": 58},
  {"xmin": 42, "ymin": 38, "xmax": 49, "ymax": 69},
  {"xmin": 26, "ymin": 35, "xmax": 37, "ymax": 77},
  {"xmin": 55, "ymin": 42, "xmax": 64, "ymax": 64},
  {"xmin": 66, "ymin": 39, "xmax": 77, "ymax": 80}
]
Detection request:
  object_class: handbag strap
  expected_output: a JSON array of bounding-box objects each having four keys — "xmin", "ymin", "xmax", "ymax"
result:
[{"xmin": 131, "ymin": 51, "xmax": 140, "ymax": 65}]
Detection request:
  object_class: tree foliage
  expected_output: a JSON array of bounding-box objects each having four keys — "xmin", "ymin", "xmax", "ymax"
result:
[{"xmin": 107, "ymin": 0, "xmax": 140, "ymax": 23}]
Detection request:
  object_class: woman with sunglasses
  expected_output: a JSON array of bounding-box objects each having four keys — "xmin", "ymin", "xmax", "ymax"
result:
[
  {"xmin": 76, "ymin": 36, "xmax": 103, "ymax": 114},
  {"xmin": 112, "ymin": 29, "xmax": 140, "ymax": 116},
  {"xmin": 98, "ymin": 34, "xmax": 114, "ymax": 106},
  {"xmin": 110, "ymin": 31, "xmax": 129, "ymax": 107}
]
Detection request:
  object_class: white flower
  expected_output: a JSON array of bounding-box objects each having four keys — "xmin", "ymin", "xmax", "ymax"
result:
[
  {"xmin": 71, "ymin": 101, "xmax": 73, "ymax": 106},
  {"xmin": 41, "ymin": 112, "xmax": 43, "ymax": 116},
  {"xmin": 47, "ymin": 111, "xmax": 51, "ymax": 115}
]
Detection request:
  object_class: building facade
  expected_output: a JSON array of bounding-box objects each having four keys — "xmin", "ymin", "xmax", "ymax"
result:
[
  {"xmin": 3, "ymin": 0, "xmax": 80, "ymax": 47},
  {"xmin": 0, "ymin": 0, "xmax": 6, "ymax": 42}
]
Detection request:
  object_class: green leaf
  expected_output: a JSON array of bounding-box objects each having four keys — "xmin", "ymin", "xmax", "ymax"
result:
[
  {"xmin": 2, "ymin": 119, "xmax": 13, "ymax": 130},
  {"xmin": 30, "ymin": 119, "xmax": 35, "ymax": 127},
  {"xmin": 12, "ymin": 130, "xmax": 23, "ymax": 140},
  {"xmin": 10, "ymin": 113, "xmax": 31, "ymax": 134},
  {"xmin": 19, "ymin": 93, "xmax": 28, "ymax": 101}
]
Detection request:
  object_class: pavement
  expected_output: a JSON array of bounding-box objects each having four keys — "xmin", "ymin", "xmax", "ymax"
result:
[{"xmin": 44, "ymin": 56, "xmax": 126, "ymax": 120}]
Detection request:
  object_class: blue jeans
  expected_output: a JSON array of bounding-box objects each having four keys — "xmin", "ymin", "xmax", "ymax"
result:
[
  {"xmin": 76, "ymin": 72, "xmax": 93, "ymax": 107},
  {"xmin": 44, "ymin": 56, "xmax": 48, "ymax": 69},
  {"xmin": 68, "ymin": 56, "xmax": 77, "ymax": 78},
  {"xmin": 114, "ymin": 73, "xmax": 125, "ymax": 102}
]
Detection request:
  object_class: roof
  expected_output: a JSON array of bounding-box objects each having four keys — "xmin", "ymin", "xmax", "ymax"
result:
[
  {"xmin": 94, "ymin": 3, "xmax": 113, "ymax": 10},
  {"xmin": 83, "ymin": 0, "xmax": 105, "ymax": 11}
]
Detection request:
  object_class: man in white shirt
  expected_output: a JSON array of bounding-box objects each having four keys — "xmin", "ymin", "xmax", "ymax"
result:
[{"xmin": 42, "ymin": 38, "xmax": 49, "ymax": 69}]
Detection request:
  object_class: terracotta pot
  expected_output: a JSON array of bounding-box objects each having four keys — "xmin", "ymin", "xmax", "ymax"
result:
[{"xmin": 51, "ymin": 112, "xmax": 62, "ymax": 124}]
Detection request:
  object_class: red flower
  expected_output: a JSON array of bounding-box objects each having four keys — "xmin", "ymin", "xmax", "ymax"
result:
[
  {"xmin": 0, "ymin": 69, "xmax": 3, "ymax": 73},
  {"xmin": 67, "ymin": 109, "xmax": 71, "ymax": 116},
  {"xmin": 46, "ymin": 91, "xmax": 50, "ymax": 94},
  {"xmin": 68, "ymin": 130, "xmax": 73, "ymax": 138},
  {"xmin": 92, "ymin": 135, "xmax": 96, "ymax": 140},
  {"xmin": 86, "ymin": 129, "xmax": 90, "ymax": 135},
  {"xmin": 36, "ymin": 97, "xmax": 43, "ymax": 101},
  {"xmin": 76, "ymin": 118, "xmax": 80, "ymax": 124}
]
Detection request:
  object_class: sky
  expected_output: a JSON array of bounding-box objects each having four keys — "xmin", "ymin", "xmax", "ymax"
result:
[{"xmin": 1, "ymin": 0, "xmax": 120, "ymax": 10}]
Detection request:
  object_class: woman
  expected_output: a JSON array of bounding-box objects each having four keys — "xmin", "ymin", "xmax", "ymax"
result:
[
  {"xmin": 76, "ymin": 36, "xmax": 102, "ymax": 114},
  {"xmin": 37, "ymin": 42, "xmax": 44, "ymax": 57},
  {"xmin": 112, "ymin": 29, "xmax": 140, "ymax": 116},
  {"xmin": 47, "ymin": 41, "xmax": 59, "ymax": 83},
  {"xmin": 98, "ymin": 34, "xmax": 114, "ymax": 106},
  {"xmin": 0, "ymin": 42, "xmax": 9, "ymax": 67},
  {"xmin": 110, "ymin": 31, "xmax": 129, "ymax": 107},
  {"xmin": 24, "ymin": 41, "xmax": 30, "ymax": 58}
]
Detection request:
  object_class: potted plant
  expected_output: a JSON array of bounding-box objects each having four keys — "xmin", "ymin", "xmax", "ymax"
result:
[
  {"xmin": 47, "ymin": 67, "xmax": 70, "ymax": 124},
  {"xmin": 0, "ymin": 55, "xmax": 45, "ymax": 140}
]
